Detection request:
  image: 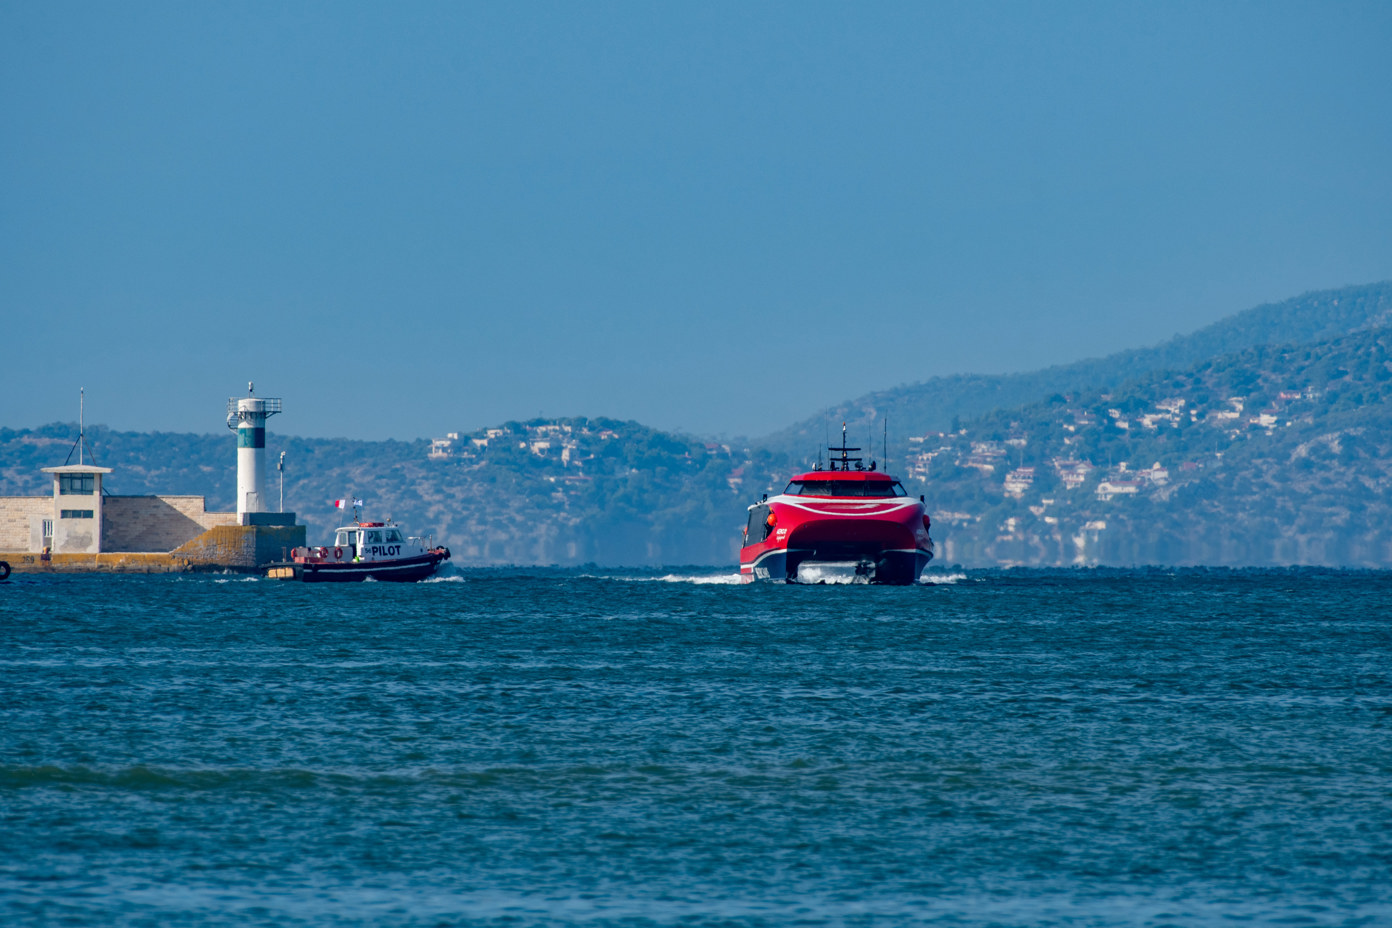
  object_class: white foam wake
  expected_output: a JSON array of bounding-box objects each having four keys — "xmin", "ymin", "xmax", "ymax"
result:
[
  {"xmin": 794, "ymin": 563, "xmax": 871, "ymax": 585},
  {"xmin": 620, "ymin": 572, "xmax": 745, "ymax": 585}
]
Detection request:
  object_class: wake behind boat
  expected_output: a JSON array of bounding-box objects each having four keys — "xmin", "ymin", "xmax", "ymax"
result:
[{"xmin": 740, "ymin": 426, "xmax": 933, "ymax": 584}]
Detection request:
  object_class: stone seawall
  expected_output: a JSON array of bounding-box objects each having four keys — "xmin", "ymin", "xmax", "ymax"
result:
[
  {"xmin": 171, "ymin": 525, "xmax": 305, "ymax": 570},
  {"xmin": 1, "ymin": 551, "xmax": 195, "ymax": 573},
  {"xmin": 1, "ymin": 524, "xmax": 306, "ymax": 574}
]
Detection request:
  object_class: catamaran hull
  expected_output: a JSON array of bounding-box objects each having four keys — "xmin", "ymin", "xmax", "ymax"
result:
[{"xmin": 742, "ymin": 545, "xmax": 933, "ymax": 585}]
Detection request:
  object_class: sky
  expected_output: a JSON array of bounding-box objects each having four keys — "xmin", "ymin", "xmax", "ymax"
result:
[{"xmin": 3, "ymin": 2, "xmax": 1390, "ymax": 441}]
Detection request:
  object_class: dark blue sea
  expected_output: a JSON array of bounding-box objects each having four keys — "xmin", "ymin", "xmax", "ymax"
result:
[{"xmin": 2, "ymin": 568, "xmax": 1391, "ymax": 926}]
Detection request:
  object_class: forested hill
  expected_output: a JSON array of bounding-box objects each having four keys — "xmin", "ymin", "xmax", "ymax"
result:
[
  {"xmin": 910, "ymin": 325, "xmax": 1392, "ymax": 567},
  {"xmin": 758, "ymin": 281, "xmax": 1392, "ymax": 457}
]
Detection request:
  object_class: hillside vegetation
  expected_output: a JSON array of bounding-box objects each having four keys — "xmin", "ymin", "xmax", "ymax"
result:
[{"xmin": 906, "ymin": 327, "xmax": 1392, "ymax": 567}]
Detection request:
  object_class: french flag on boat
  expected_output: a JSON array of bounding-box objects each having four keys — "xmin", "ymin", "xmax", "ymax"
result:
[{"xmin": 332, "ymin": 498, "xmax": 364, "ymax": 509}]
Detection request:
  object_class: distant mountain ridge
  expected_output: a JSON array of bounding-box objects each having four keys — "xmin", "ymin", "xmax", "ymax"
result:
[{"xmin": 758, "ymin": 281, "xmax": 1392, "ymax": 459}]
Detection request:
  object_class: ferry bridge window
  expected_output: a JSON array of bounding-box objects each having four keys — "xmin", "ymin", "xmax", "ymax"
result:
[
  {"xmin": 745, "ymin": 506, "xmax": 770, "ymax": 545},
  {"xmin": 59, "ymin": 473, "xmax": 94, "ymax": 495},
  {"xmin": 784, "ymin": 480, "xmax": 908, "ymax": 497}
]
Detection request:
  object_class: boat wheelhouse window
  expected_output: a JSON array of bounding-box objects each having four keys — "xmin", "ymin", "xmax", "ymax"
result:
[
  {"xmin": 784, "ymin": 480, "xmax": 908, "ymax": 497},
  {"xmin": 335, "ymin": 531, "xmax": 352, "ymax": 546},
  {"xmin": 385, "ymin": 529, "xmax": 404, "ymax": 543},
  {"xmin": 365, "ymin": 530, "xmax": 384, "ymax": 544}
]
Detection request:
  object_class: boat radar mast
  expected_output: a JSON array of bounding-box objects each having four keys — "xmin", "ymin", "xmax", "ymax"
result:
[{"xmin": 827, "ymin": 423, "xmax": 866, "ymax": 472}]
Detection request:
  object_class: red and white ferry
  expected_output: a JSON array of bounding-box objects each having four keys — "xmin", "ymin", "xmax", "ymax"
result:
[
  {"xmin": 268, "ymin": 517, "xmax": 450, "ymax": 583},
  {"xmin": 740, "ymin": 428, "xmax": 933, "ymax": 584}
]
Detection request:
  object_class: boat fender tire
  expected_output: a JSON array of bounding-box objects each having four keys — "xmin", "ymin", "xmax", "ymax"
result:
[
  {"xmin": 0, "ymin": 561, "xmax": 10, "ymax": 580},
  {"xmin": 333, "ymin": 546, "xmax": 343, "ymax": 561}
]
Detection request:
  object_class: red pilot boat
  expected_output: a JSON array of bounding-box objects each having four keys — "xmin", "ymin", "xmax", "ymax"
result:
[
  {"xmin": 267, "ymin": 518, "xmax": 450, "ymax": 583},
  {"xmin": 740, "ymin": 427, "xmax": 933, "ymax": 584}
]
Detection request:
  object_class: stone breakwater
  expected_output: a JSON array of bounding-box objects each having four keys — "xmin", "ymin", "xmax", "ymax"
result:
[{"xmin": 1, "ymin": 524, "xmax": 304, "ymax": 574}]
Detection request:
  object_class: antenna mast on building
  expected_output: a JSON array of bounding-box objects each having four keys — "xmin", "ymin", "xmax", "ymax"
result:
[{"xmin": 63, "ymin": 388, "xmax": 99, "ymax": 467}]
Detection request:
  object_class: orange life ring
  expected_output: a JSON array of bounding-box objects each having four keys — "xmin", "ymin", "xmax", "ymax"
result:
[{"xmin": 333, "ymin": 546, "xmax": 343, "ymax": 561}]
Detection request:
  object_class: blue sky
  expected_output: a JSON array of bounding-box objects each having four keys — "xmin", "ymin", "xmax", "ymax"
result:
[{"xmin": 3, "ymin": 2, "xmax": 1390, "ymax": 441}]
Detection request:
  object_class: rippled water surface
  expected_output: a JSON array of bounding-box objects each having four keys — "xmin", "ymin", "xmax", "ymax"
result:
[{"xmin": 2, "ymin": 568, "xmax": 1390, "ymax": 926}]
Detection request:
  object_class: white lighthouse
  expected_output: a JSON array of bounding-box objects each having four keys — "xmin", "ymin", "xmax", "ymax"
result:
[{"xmin": 226, "ymin": 382, "xmax": 283, "ymax": 524}]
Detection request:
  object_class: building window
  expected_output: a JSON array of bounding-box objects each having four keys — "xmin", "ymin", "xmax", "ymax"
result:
[
  {"xmin": 59, "ymin": 473, "xmax": 95, "ymax": 495},
  {"xmin": 60, "ymin": 509, "xmax": 94, "ymax": 519}
]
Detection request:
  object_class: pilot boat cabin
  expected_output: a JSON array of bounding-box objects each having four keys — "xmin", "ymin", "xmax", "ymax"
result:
[{"xmin": 334, "ymin": 522, "xmax": 409, "ymax": 562}]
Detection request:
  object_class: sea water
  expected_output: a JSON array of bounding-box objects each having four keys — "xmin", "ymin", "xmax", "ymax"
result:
[{"xmin": 1, "ymin": 568, "xmax": 1390, "ymax": 926}]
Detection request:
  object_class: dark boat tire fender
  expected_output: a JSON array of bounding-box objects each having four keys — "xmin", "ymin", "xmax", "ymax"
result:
[{"xmin": 0, "ymin": 561, "xmax": 9, "ymax": 580}]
